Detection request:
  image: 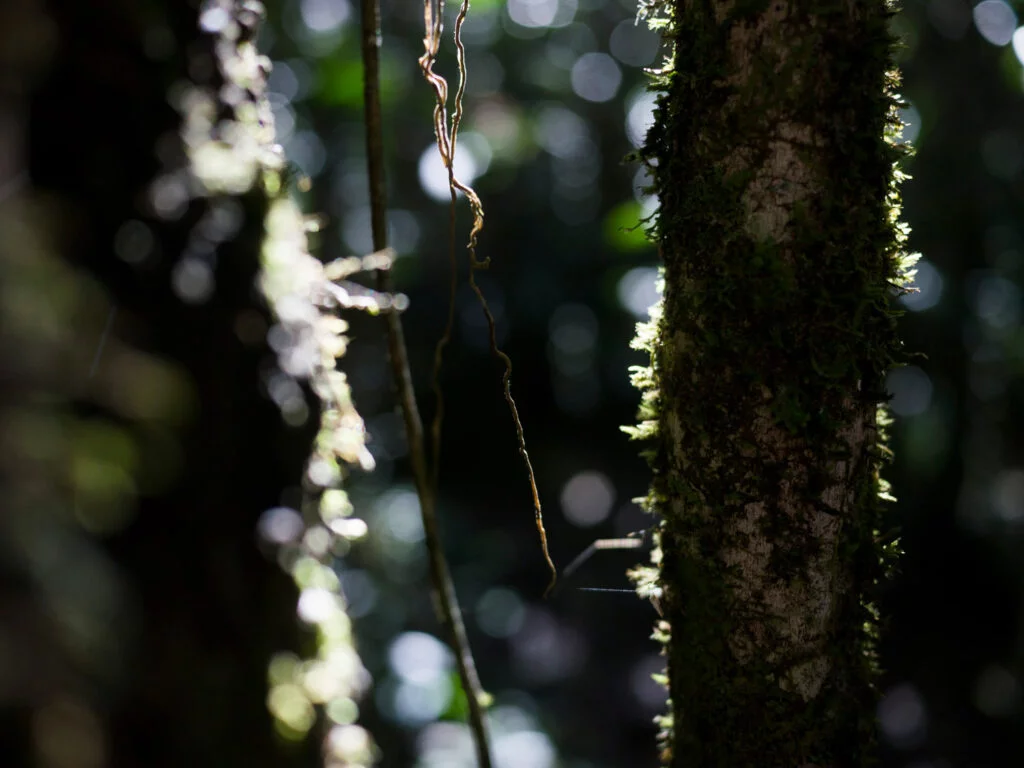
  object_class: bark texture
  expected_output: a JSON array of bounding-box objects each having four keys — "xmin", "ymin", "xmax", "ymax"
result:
[{"xmin": 631, "ymin": 1, "xmax": 907, "ymax": 765}]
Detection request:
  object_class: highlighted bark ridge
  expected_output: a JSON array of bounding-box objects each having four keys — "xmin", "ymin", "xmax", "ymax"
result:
[{"xmin": 627, "ymin": 0, "xmax": 911, "ymax": 764}]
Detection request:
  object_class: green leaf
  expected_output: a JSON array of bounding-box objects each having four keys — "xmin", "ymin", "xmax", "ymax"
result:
[{"xmin": 603, "ymin": 200, "xmax": 653, "ymax": 252}]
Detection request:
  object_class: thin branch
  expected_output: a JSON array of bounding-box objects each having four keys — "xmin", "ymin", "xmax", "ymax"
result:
[
  {"xmin": 559, "ymin": 537, "xmax": 646, "ymax": 587},
  {"xmin": 359, "ymin": 2, "xmax": 493, "ymax": 766}
]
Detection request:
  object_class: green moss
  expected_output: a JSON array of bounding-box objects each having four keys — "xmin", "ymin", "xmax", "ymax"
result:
[{"xmin": 626, "ymin": 1, "xmax": 910, "ymax": 765}]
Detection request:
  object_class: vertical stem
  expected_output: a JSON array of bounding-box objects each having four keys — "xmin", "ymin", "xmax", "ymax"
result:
[{"xmin": 358, "ymin": 3, "xmax": 493, "ymax": 766}]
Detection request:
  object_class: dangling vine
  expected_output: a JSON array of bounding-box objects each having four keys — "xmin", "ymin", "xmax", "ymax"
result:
[
  {"xmin": 361, "ymin": 0, "xmax": 494, "ymax": 765},
  {"xmin": 418, "ymin": 0, "xmax": 558, "ymax": 598},
  {"xmin": 176, "ymin": 0, "xmax": 566, "ymax": 764}
]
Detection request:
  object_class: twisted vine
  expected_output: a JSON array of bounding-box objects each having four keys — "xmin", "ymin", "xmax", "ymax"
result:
[{"xmin": 419, "ymin": 0, "xmax": 558, "ymax": 599}]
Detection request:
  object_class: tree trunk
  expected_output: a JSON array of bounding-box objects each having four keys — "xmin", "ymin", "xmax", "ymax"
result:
[{"xmin": 631, "ymin": 1, "xmax": 907, "ymax": 765}]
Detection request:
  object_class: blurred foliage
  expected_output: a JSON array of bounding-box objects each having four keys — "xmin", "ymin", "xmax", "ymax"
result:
[{"xmin": 5, "ymin": 0, "xmax": 1024, "ymax": 766}]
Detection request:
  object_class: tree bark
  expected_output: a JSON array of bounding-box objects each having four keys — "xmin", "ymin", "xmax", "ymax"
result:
[{"xmin": 633, "ymin": 1, "xmax": 907, "ymax": 765}]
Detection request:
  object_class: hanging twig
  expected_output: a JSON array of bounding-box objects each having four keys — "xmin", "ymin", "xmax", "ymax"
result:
[
  {"xmin": 558, "ymin": 537, "xmax": 647, "ymax": 587},
  {"xmin": 359, "ymin": 2, "xmax": 493, "ymax": 766}
]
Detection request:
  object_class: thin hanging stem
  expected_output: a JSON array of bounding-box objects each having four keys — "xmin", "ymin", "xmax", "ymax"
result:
[
  {"xmin": 420, "ymin": 0, "xmax": 558, "ymax": 598},
  {"xmin": 360, "ymin": 2, "xmax": 493, "ymax": 766},
  {"xmin": 425, "ymin": 0, "xmax": 459, "ymax": 499}
]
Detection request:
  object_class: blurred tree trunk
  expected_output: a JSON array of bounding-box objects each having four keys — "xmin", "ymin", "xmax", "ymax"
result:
[
  {"xmin": 635, "ymin": 1, "xmax": 906, "ymax": 765},
  {"xmin": 10, "ymin": 2, "xmax": 318, "ymax": 766}
]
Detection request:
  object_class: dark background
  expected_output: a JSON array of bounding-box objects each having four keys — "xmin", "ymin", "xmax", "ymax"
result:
[{"xmin": 2, "ymin": 0, "xmax": 1023, "ymax": 766}]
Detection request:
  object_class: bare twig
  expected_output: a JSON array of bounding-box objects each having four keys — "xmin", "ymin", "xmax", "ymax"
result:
[
  {"xmin": 559, "ymin": 537, "xmax": 647, "ymax": 586},
  {"xmin": 359, "ymin": 2, "xmax": 493, "ymax": 765}
]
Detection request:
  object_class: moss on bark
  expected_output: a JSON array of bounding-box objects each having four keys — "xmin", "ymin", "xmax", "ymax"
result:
[{"xmin": 627, "ymin": 1, "xmax": 911, "ymax": 765}]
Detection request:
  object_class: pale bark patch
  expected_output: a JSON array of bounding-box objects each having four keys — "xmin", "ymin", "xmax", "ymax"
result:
[
  {"xmin": 689, "ymin": 0, "xmax": 866, "ymax": 701},
  {"xmin": 717, "ymin": 400, "xmax": 869, "ymax": 700},
  {"xmin": 720, "ymin": 4, "xmax": 821, "ymax": 243}
]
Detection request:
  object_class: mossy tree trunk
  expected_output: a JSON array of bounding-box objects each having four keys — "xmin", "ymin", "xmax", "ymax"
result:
[{"xmin": 631, "ymin": 1, "xmax": 907, "ymax": 765}]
